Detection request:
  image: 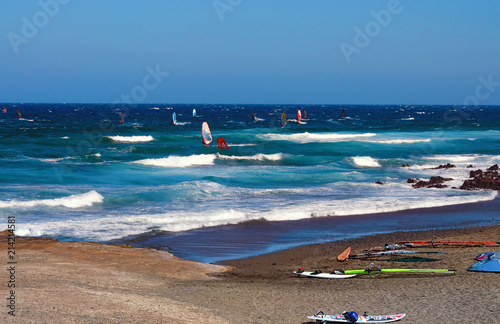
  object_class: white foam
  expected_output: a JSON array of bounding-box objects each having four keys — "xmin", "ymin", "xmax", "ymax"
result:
[
  {"xmin": 363, "ymin": 139, "xmax": 432, "ymax": 144},
  {"xmin": 401, "ymin": 117, "xmax": 415, "ymax": 120},
  {"xmin": 218, "ymin": 153, "xmax": 283, "ymax": 161},
  {"xmin": 108, "ymin": 135, "xmax": 154, "ymax": 142},
  {"xmin": 351, "ymin": 156, "xmax": 381, "ymax": 167},
  {"xmin": 258, "ymin": 132, "xmax": 376, "ymax": 143},
  {"xmin": 134, "ymin": 154, "xmax": 217, "ymax": 167},
  {"xmin": 0, "ymin": 190, "xmax": 104, "ymax": 209}
]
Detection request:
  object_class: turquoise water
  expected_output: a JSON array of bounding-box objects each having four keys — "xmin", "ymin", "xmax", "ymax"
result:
[{"xmin": 1, "ymin": 103, "xmax": 499, "ymax": 261}]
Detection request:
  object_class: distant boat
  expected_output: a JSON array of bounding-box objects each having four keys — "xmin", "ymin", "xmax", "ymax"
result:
[
  {"xmin": 119, "ymin": 112, "xmax": 124, "ymax": 124},
  {"xmin": 281, "ymin": 113, "xmax": 287, "ymax": 128},
  {"xmin": 193, "ymin": 109, "xmax": 196, "ymax": 117},
  {"xmin": 172, "ymin": 112, "xmax": 177, "ymax": 125},
  {"xmin": 202, "ymin": 122, "xmax": 213, "ymax": 146},
  {"xmin": 217, "ymin": 138, "xmax": 229, "ymax": 150},
  {"xmin": 297, "ymin": 110, "xmax": 302, "ymax": 124},
  {"xmin": 17, "ymin": 109, "xmax": 21, "ymax": 119}
]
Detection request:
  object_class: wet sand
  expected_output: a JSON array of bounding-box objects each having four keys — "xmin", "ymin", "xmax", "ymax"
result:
[{"xmin": 1, "ymin": 225, "xmax": 499, "ymax": 323}]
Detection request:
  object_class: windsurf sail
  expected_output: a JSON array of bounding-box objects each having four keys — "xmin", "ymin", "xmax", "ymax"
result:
[
  {"xmin": 297, "ymin": 110, "xmax": 302, "ymax": 124},
  {"xmin": 350, "ymin": 250, "xmax": 446, "ymax": 259},
  {"xmin": 119, "ymin": 112, "xmax": 124, "ymax": 124},
  {"xmin": 337, "ymin": 263, "xmax": 456, "ymax": 277},
  {"xmin": 397, "ymin": 240, "xmax": 500, "ymax": 247},
  {"xmin": 342, "ymin": 109, "xmax": 346, "ymax": 119},
  {"xmin": 337, "ymin": 247, "xmax": 351, "ymax": 262},
  {"xmin": 193, "ymin": 109, "xmax": 196, "ymax": 117},
  {"xmin": 303, "ymin": 109, "xmax": 307, "ymax": 119},
  {"xmin": 251, "ymin": 111, "xmax": 257, "ymax": 121},
  {"xmin": 3, "ymin": 106, "xmax": 6, "ymax": 113},
  {"xmin": 217, "ymin": 138, "xmax": 229, "ymax": 150},
  {"xmin": 202, "ymin": 122, "xmax": 213, "ymax": 146},
  {"xmin": 281, "ymin": 113, "xmax": 287, "ymax": 128},
  {"xmin": 17, "ymin": 109, "xmax": 21, "ymax": 119},
  {"xmin": 468, "ymin": 252, "xmax": 500, "ymax": 273},
  {"xmin": 172, "ymin": 112, "xmax": 177, "ymax": 125}
]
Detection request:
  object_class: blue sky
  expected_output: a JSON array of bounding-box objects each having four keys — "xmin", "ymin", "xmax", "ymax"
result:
[{"xmin": 1, "ymin": 0, "xmax": 500, "ymax": 105}]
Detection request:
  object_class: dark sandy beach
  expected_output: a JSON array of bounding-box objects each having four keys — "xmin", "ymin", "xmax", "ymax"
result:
[{"xmin": 1, "ymin": 223, "xmax": 499, "ymax": 323}]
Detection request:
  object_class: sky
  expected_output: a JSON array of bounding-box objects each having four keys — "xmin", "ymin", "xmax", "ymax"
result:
[{"xmin": 1, "ymin": 0, "xmax": 500, "ymax": 105}]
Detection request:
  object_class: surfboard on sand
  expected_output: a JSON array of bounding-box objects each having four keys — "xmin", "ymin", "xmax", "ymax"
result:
[
  {"xmin": 308, "ymin": 311, "xmax": 406, "ymax": 323},
  {"xmin": 293, "ymin": 269, "xmax": 356, "ymax": 279},
  {"xmin": 337, "ymin": 247, "xmax": 351, "ymax": 262}
]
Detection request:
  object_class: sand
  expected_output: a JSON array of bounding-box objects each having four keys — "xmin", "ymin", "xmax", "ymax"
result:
[{"xmin": 1, "ymin": 225, "xmax": 499, "ymax": 323}]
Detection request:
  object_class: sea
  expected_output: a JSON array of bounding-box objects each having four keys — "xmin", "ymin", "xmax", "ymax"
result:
[{"xmin": 1, "ymin": 103, "xmax": 499, "ymax": 263}]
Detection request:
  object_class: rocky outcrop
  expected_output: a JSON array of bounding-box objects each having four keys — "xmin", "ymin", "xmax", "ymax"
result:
[
  {"xmin": 429, "ymin": 163, "xmax": 456, "ymax": 170},
  {"xmin": 460, "ymin": 165, "xmax": 500, "ymax": 190},
  {"xmin": 412, "ymin": 176, "xmax": 453, "ymax": 189}
]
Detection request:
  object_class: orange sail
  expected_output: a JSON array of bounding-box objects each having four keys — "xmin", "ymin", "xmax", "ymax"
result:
[
  {"xmin": 337, "ymin": 247, "xmax": 351, "ymax": 262},
  {"xmin": 217, "ymin": 138, "xmax": 229, "ymax": 150},
  {"xmin": 17, "ymin": 109, "xmax": 21, "ymax": 119}
]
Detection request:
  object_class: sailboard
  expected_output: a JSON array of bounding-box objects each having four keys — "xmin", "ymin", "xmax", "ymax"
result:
[
  {"xmin": 17, "ymin": 109, "xmax": 22, "ymax": 119},
  {"xmin": 397, "ymin": 240, "xmax": 500, "ymax": 247},
  {"xmin": 293, "ymin": 269, "xmax": 356, "ymax": 279},
  {"xmin": 217, "ymin": 138, "xmax": 229, "ymax": 150},
  {"xmin": 297, "ymin": 110, "xmax": 302, "ymax": 123},
  {"xmin": 350, "ymin": 250, "xmax": 446, "ymax": 259},
  {"xmin": 303, "ymin": 109, "xmax": 308, "ymax": 119},
  {"xmin": 468, "ymin": 252, "xmax": 500, "ymax": 273},
  {"xmin": 119, "ymin": 112, "xmax": 124, "ymax": 124},
  {"xmin": 202, "ymin": 122, "xmax": 213, "ymax": 146},
  {"xmin": 281, "ymin": 113, "xmax": 287, "ymax": 128},
  {"xmin": 308, "ymin": 311, "xmax": 406, "ymax": 323},
  {"xmin": 337, "ymin": 263, "xmax": 456, "ymax": 277},
  {"xmin": 341, "ymin": 109, "xmax": 346, "ymax": 119},
  {"xmin": 251, "ymin": 111, "xmax": 257, "ymax": 121},
  {"xmin": 193, "ymin": 109, "xmax": 196, "ymax": 117},
  {"xmin": 172, "ymin": 112, "xmax": 177, "ymax": 125},
  {"xmin": 337, "ymin": 247, "xmax": 351, "ymax": 262},
  {"xmin": 3, "ymin": 106, "xmax": 6, "ymax": 113}
]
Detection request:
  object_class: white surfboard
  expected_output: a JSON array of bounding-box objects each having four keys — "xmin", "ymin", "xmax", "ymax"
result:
[{"xmin": 293, "ymin": 270, "xmax": 356, "ymax": 279}]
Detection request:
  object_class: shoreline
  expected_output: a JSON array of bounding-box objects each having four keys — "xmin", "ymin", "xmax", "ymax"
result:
[
  {"xmin": 2, "ymin": 223, "xmax": 500, "ymax": 323},
  {"xmin": 118, "ymin": 193, "xmax": 500, "ymax": 263}
]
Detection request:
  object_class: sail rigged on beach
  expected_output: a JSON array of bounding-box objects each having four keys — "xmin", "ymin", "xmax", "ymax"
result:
[{"xmin": 202, "ymin": 122, "xmax": 213, "ymax": 146}]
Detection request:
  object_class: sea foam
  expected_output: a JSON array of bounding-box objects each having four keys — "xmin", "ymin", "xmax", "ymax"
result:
[
  {"xmin": 0, "ymin": 190, "xmax": 104, "ymax": 209},
  {"xmin": 134, "ymin": 154, "xmax": 217, "ymax": 167},
  {"xmin": 107, "ymin": 135, "xmax": 154, "ymax": 142}
]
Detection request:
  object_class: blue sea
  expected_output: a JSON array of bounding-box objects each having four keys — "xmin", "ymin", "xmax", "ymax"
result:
[{"xmin": 1, "ymin": 103, "xmax": 499, "ymax": 262}]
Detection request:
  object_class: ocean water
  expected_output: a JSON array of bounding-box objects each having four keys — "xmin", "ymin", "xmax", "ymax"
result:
[{"xmin": 1, "ymin": 103, "xmax": 499, "ymax": 262}]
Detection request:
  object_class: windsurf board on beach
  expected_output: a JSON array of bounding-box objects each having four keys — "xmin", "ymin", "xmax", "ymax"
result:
[
  {"xmin": 293, "ymin": 269, "xmax": 356, "ymax": 279},
  {"xmin": 308, "ymin": 311, "xmax": 406, "ymax": 323}
]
